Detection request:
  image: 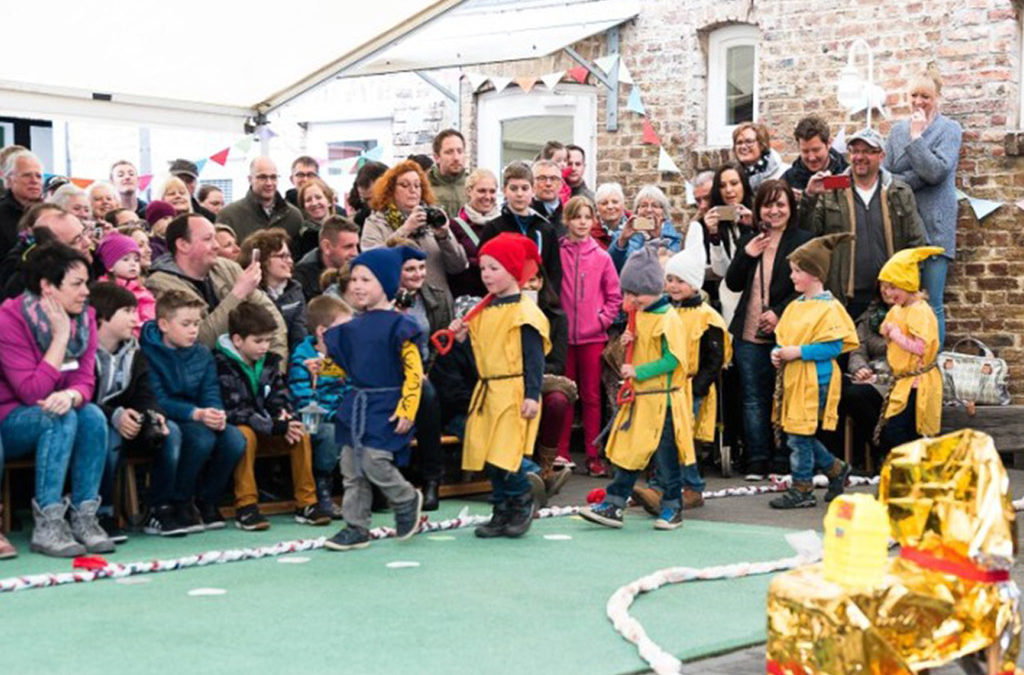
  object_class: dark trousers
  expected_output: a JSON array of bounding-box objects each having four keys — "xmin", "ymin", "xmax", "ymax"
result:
[{"xmin": 414, "ymin": 379, "xmax": 444, "ymax": 482}]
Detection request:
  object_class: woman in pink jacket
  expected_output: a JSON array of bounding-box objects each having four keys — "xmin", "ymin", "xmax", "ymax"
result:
[{"xmin": 558, "ymin": 196, "xmax": 622, "ymax": 476}]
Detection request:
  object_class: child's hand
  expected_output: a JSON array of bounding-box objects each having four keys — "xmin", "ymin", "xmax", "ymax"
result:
[
  {"xmin": 771, "ymin": 346, "xmax": 801, "ymax": 368},
  {"xmin": 390, "ymin": 413, "xmax": 414, "ymax": 434},
  {"xmin": 194, "ymin": 408, "xmax": 226, "ymax": 431},
  {"xmin": 303, "ymin": 356, "xmax": 323, "ymax": 388},
  {"xmin": 448, "ymin": 318, "xmax": 468, "ymax": 342},
  {"xmin": 521, "ymin": 398, "xmax": 540, "ymax": 419},
  {"xmin": 880, "ymin": 321, "xmax": 900, "ymax": 340},
  {"xmin": 619, "ymin": 329, "xmax": 634, "ymax": 346},
  {"xmin": 154, "ymin": 412, "xmax": 170, "ymax": 436},
  {"xmin": 619, "ymin": 363, "xmax": 636, "ymax": 379},
  {"xmin": 118, "ymin": 408, "xmax": 143, "ymax": 440},
  {"xmin": 285, "ymin": 419, "xmax": 305, "ymax": 444},
  {"xmin": 853, "ymin": 367, "xmax": 875, "ymax": 383}
]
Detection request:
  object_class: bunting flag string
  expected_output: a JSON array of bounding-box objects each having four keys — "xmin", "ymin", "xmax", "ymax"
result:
[
  {"xmin": 513, "ymin": 76, "xmax": 538, "ymax": 94},
  {"xmin": 208, "ymin": 148, "xmax": 230, "ymax": 166},
  {"xmin": 137, "ymin": 175, "xmax": 153, "ymax": 192},
  {"xmin": 567, "ymin": 65, "xmax": 589, "ymax": 84},
  {"xmin": 626, "ymin": 86, "xmax": 646, "ymax": 115},
  {"xmin": 592, "ymin": 54, "xmax": 619, "ymax": 75},
  {"xmin": 641, "ymin": 119, "xmax": 660, "ymax": 145},
  {"xmin": 540, "ymin": 71, "xmax": 565, "ymax": 91},
  {"xmin": 657, "ymin": 147, "xmax": 681, "ymax": 174},
  {"xmin": 968, "ymin": 196, "xmax": 1002, "ymax": 220}
]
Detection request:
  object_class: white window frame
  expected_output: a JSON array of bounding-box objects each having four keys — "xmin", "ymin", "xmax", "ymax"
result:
[
  {"xmin": 476, "ymin": 84, "xmax": 596, "ymax": 187},
  {"xmin": 707, "ymin": 24, "xmax": 759, "ymax": 147}
]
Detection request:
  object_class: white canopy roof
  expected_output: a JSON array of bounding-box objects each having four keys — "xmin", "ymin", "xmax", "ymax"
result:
[{"xmin": 0, "ymin": 0, "xmax": 639, "ymax": 131}]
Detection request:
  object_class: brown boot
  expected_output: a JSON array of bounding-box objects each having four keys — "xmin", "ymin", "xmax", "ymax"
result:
[
  {"xmin": 0, "ymin": 508, "xmax": 16, "ymax": 560},
  {"xmin": 631, "ymin": 486, "xmax": 662, "ymax": 516},
  {"xmin": 537, "ymin": 445, "xmax": 571, "ymax": 497},
  {"xmin": 682, "ymin": 489, "xmax": 705, "ymax": 510}
]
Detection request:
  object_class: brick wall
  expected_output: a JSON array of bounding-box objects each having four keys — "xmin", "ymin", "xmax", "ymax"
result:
[{"xmin": 460, "ymin": 0, "xmax": 1024, "ymax": 399}]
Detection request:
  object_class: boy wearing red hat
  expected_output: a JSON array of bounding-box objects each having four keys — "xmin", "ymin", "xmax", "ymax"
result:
[{"xmin": 449, "ymin": 233, "xmax": 551, "ymax": 538}]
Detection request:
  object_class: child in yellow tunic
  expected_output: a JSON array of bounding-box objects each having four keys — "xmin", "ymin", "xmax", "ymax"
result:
[
  {"xmin": 633, "ymin": 246, "xmax": 731, "ymax": 513},
  {"xmin": 451, "ymin": 233, "xmax": 551, "ymax": 538},
  {"xmin": 769, "ymin": 234, "xmax": 858, "ymax": 509},
  {"xmin": 580, "ymin": 244, "xmax": 694, "ymax": 530},
  {"xmin": 876, "ymin": 246, "xmax": 944, "ymax": 448}
]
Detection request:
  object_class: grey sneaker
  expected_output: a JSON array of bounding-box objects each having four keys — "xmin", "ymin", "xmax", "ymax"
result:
[
  {"xmin": 824, "ymin": 460, "xmax": 852, "ymax": 503},
  {"xmin": 393, "ymin": 490, "xmax": 423, "ymax": 541},
  {"xmin": 30, "ymin": 498, "xmax": 86, "ymax": 558},
  {"xmin": 324, "ymin": 526, "xmax": 371, "ymax": 551},
  {"xmin": 770, "ymin": 488, "xmax": 817, "ymax": 509},
  {"xmin": 70, "ymin": 499, "xmax": 116, "ymax": 554}
]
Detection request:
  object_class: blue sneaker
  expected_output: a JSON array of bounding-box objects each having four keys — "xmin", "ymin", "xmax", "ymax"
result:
[
  {"xmin": 654, "ymin": 506, "xmax": 683, "ymax": 530},
  {"xmin": 324, "ymin": 525, "xmax": 371, "ymax": 551},
  {"xmin": 580, "ymin": 502, "xmax": 624, "ymax": 528}
]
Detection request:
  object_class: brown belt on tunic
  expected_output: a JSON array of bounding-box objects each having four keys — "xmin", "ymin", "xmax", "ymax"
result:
[{"xmin": 468, "ymin": 372, "xmax": 523, "ymax": 415}]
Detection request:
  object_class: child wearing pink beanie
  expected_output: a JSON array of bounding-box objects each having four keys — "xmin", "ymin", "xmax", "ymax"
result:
[{"xmin": 97, "ymin": 232, "xmax": 156, "ymax": 335}]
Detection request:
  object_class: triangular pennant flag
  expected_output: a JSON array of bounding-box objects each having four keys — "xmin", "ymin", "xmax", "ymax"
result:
[
  {"xmin": 954, "ymin": 189, "xmax": 969, "ymax": 201},
  {"xmin": 209, "ymin": 147, "xmax": 230, "ymax": 166},
  {"xmin": 514, "ymin": 76, "xmax": 538, "ymax": 93},
  {"xmin": 831, "ymin": 127, "xmax": 847, "ymax": 155},
  {"xmin": 195, "ymin": 158, "xmax": 208, "ymax": 175},
  {"xmin": 363, "ymin": 145, "xmax": 384, "ymax": 161},
  {"xmin": 657, "ymin": 147, "xmax": 681, "ymax": 174},
  {"xmin": 626, "ymin": 86, "xmax": 646, "ymax": 115},
  {"xmin": 1016, "ymin": 198, "xmax": 1024, "ymax": 212},
  {"xmin": 968, "ymin": 196, "xmax": 1002, "ymax": 220},
  {"xmin": 336, "ymin": 157, "xmax": 359, "ymax": 175},
  {"xmin": 540, "ymin": 71, "xmax": 564, "ymax": 90},
  {"xmin": 684, "ymin": 180, "xmax": 696, "ymax": 206},
  {"xmin": 618, "ymin": 63, "xmax": 634, "ymax": 85},
  {"xmin": 592, "ymin": 54, "xmax": 619, "ymax": 75},
  {"xmin": 464, "ymin": 72, "xmax": 489, "ymax": 92},
  {"xmin": 642, "ymin": 119, "xmax": 660, "ymax": 145},
  {"xmin": 489, "ymin": 76, "xmax": 512, "ymax": 92},
  {"xmin": 257, "ymin": 126, "xmax": 277, "ymax": 141},
  {"xmin": 43, "ymin": 172, "xmax": 54, "ymax": 183},
  {"xmin": 567, "ymin": 66, "xmax": 589, "ymax": 84},
  {"xmin": 234, "ymin": 137, "xmax": 254, "ymax": 154},
  {"xmin": 70, "ymin": 177, "xmax": 94, "ymax": 189},
  {"xmin": 138, "ymin": 175, "xmax": 153, "ymax": 192}
]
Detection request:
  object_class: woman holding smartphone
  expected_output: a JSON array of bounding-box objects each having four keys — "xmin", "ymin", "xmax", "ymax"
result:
[
  {"xmin": 608, "ymin": 184, "xmax": 681, "ymax": 271},
  {"xmin": 724, "ymin": 180, "xmax": 813, "ymax": 480},
  {"xmin": 703, "ymin": 162, "xmax": 754, "ymax": 325}
]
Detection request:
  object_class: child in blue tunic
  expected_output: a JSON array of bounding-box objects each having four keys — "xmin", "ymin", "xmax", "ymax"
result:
[{"xmin": 322, "ymin": 247, "xmax": 425, "ymax": 551}]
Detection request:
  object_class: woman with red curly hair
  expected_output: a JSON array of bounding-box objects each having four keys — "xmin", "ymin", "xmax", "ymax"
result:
[{"xmin": 360, "ymin": 159, "xmax": 467, "ymax": 302}]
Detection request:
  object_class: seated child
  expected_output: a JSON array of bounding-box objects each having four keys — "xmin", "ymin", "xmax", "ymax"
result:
[
  {"xmin": 215, "ymin": 301, "xmax": 331, "ymax": 530},
  {"xmin": 322, "ymin": 247, "xmax": 425, "ymax": 551},
  {"xmin": 580, "ymin": 243, "xmax": 693, "ymax": 531},
  {"xmin": 91, "ymin": 282, "xmax": 188, "ymax": 537},
  {"xmin": 769, "ymin": 233, "xmax": 858, "ymax": 509},
  {"xmin": 289, "ymin": 295, "xmax": 353, "ymax": 519},
  {"xmin": 874, "ymin": 246, "xmax": 944, "ymax": 450},
  {"xmin": 96, "ymin": 232, "xmax": 155, "ymax": 336},
  {"xmin": 634, "ymin": 246, "xmax": 730, "ymax": 513},
  {"xmin": 451, "ymin": 233, "xmax": 552, "ymax": 538},
  {"xmin": 140, "ymin": 289, "xmax": 246, "ymax": 530}
]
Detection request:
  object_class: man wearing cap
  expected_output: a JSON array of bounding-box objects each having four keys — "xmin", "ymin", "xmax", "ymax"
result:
[
  {"xmin": 0, "ymin": 150, "xmax": 44, "ymax": 257},
  {"xmin": 168, "ymin": 159, "xmax": 215, "ymax": 221},
  {"xmin": 799, "ymin": 127, "xmax": 926, "ymax": 320},
  {"xmin": 215, "ymin": 156, "xmax": 303, "ymax": 244},
  {"xmin": 110, "ymin": 160, "xmax": 148, "ymax": 219}
]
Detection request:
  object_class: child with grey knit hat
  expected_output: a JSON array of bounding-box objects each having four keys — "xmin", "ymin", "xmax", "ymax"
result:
[{"xmin": 580, "ymin": 243, "xmax": 695, "ymax": 531}]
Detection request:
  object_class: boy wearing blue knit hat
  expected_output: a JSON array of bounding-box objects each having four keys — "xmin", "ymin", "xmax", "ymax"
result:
[{"xmin": 322, "ymin": 247, "xmax": 426, "ymax": 551}]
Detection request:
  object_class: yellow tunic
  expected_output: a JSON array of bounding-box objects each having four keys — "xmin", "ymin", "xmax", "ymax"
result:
[
  {"xmin": 675, "ymin": 302, "xmax": 732, "ymax": 443},
  {"xmin": 462, "ymin": 298, "xmax": 551, "ymax": 472},
  {"xmin": 774, "ymin": 297, "xmax": 858, "ymax": 435},
  {"xmin": 883, "ymin": 299, "xmax": 941, "ymax": 436},
  {"xmin": 605, "ymin": 307, "xmax": 695, "ymax": 471}
]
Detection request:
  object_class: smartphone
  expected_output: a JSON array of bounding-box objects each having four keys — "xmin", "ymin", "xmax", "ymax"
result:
[
  {"xmin": 632, "ymin": 216, "xmax": 655, "ymax": 232},
  {"xmin": 251, "ymin": 248, "xmax": 261, "ymax": 264},
  {"xmin": 822, "ymin": 175, "xmax": 851, "ymax": 190},
  {"xmin": 716, "ymin": 205, "xmax": 737, "ymax": 221}
]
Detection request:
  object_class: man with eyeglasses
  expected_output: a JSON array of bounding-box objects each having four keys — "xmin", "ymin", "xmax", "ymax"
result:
[
  {"xmin": 1, "ymin": 205, "xmax": 94, "ymax": 299},
  {"xmin": 0, "ymin": 150, "xmax": 44, "ymax": 258},
  {"xmin": 530, "ymin": 158, "xmax": 565, "ymax": 237},
  {"xmin": 285, "ymin": 156, "xmax": 318, "ymax": 207},
  {"xmin": 110, "ymin": 160, "xmax": 148, "ymax": 219},
  {"xmin": 216, "ymin": 156, "xmax": 304, "ymax": 244},
  {"xmin": 800, "ymin": 128, "xmax": 926, "ymax": 319}
]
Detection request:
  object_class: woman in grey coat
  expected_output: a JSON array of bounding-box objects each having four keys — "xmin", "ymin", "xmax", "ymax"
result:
[{"xmin": 883, "ymin": 65, "xmax": 962, "ymax": 347}]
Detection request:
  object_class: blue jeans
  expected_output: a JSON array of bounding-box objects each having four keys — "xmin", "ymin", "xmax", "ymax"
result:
[
  {"xmin": 733, "ymin": 340, "xmax": 777, "ymax": 470},
  {"xmin": 176, "ymin": 422, "xmax": 246, "ymax": 505},
  {"xmin": 607, "ymin": 413, "xmax": 682, "ymax": 509},
  {"xmin": 1, "ymin": 403, "xmax": 107, "ymax": 507},
  {"xmin": 784, "ymin": 387, "xmax": 837, "ymax": 483},
  {"xmin": 882, "ymin": 389, "xmax": 919, "ymax": 451},
  {"xmin": 102, "ymin": 420, "xmax": 183, "ymax": 509},
  {"xmin": 311, "ymin": 422, "xmax": 341, "ymax": 475},
  {"xmin": 681, "ymin": 396, "xmax": 706, "ymax": 492},
  {"xmin": 486, "ymin": 461, "xmax": 531, "ymax": 504},
  {"xmin": 920, "ymin": 255, "xmax": 947, "ymax": 348}
]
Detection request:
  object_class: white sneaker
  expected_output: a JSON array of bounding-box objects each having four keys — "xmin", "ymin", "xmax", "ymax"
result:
[
  {"xmin": 553, "ymin": 456, "xmax": 576, "ymax": 470},
  {"xmin": 744, "ymin": 472, "xmax": 765, "ymax": 482}
]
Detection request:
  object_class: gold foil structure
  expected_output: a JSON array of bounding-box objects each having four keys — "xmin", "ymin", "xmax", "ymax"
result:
[{"xmin": 767, "ymin": 429, "xmax": 1022, "ymax": 674}]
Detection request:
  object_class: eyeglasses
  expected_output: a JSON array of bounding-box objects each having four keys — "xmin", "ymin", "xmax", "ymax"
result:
[
  {"xmin": 734, "ymin": 139, "xmax": 759, "ymax": 147},
  {"xmin": 253, "ymin": 174, "xmax": 279, "ymax": 182},
  {"xmin": 535, "ymin": 175, "xmax": 560, "ymax": 183},
  {"xmin": 269, "ymin": 252, "xmax": 293, "ymax": 260},
  {"xmin": 292, "ymin": 171, "xmax": 318, "ymax": 180}
]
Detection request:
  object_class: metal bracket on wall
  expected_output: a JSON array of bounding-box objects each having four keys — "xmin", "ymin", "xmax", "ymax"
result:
[{"xmin": 562, "ymin": 25, "xmax": 620, "ymax": 132}]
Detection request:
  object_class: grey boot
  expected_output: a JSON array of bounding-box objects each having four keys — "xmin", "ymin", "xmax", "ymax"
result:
[
  {"xmin": 315, "ymin": 473, "xmax": 343, "ymax": 520},
  {"xmin": 70, "ymin": 499, "xmax": 116, "ymax": 554},
  {"xmin": 31, "ymin": 498, "xmax": 86, "ymax": 558}
]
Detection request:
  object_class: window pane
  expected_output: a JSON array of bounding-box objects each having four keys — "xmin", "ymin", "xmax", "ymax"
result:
[
  {"xmin": 501, "ymin": 116, "xmax": 574, "ymax": 167},
  {"xmin": 725, "ymin": 45, "xmax": 754, "ymax": 125}
]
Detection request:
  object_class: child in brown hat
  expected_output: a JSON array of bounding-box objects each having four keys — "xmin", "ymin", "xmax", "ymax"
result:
[{"xmin": 769, "ymin": 233, "xmax": 859, "ymax": 509}]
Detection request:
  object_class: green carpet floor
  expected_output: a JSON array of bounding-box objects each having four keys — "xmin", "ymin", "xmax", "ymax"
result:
[{"xmin": 0, "ymin": 501, "xmax": 794, "ymax": 674}]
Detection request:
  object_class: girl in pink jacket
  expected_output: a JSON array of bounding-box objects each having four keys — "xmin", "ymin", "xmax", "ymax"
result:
[
  {"xmin": 557, "ymin": 196, "xmax": 622, "ymax": 475},
  {"xmin": 96, "ymin": 233, "xmax": 155, "ymax": 336}
]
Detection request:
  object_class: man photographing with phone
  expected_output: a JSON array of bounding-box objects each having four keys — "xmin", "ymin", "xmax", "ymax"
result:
[{"xmin": 799, "ymin": 128, "xmax": 927, "ymax": 320}]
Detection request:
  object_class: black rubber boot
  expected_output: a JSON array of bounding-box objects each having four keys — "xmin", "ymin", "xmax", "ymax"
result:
[
  {"xmin": 422, "ymin": 480, "xmax": 440, "ymax": 512},
  {"xmin": 474, "ymin": 501, "xmax": 511, "ymax": 538},
  {"xmin": 503, "ymin": 493, "xmax": 536, "ymax": 538}
]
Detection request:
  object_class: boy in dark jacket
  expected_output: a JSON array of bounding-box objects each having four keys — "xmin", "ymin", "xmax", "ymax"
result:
[
  {"xmin": 140, "ymin": 289, "xmax": 247, "ymax": 531},
  {"xmin": 215, "ymin": 301, "xmax": 331, "ymax": 531},
  {"xmin": 92, "ymin": 282, "xmax": 190, "ymax": 537}
]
